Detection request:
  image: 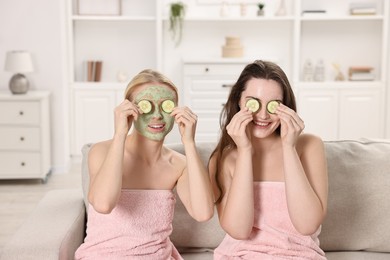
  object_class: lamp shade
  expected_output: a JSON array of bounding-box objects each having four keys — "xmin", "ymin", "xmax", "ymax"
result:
[{"xmin": 4, "ymin": 51, "xmax": 34, "ymax": 73}]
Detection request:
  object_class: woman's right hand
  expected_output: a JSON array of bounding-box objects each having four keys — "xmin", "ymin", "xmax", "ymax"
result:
[
  {"xmin": 226, "ymin": 108, "xmax": 253, "ymax": 149},
  {"xmin": 114, "ymin": 99, "xmax": 141, "ymax": 138}
]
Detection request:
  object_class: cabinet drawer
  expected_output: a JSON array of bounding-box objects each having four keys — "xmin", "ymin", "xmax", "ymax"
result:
[
  {"xmin": 0, "ymin": 152, "xmax": 41, "ymax": 176},
  {"xmin": 0, "ymin": 101, "xmax": 40, "ymax": 125},
  {"xmin": 188, "ymin": 79, "xmax": 235, "ymax": 93},
  {"xmin": 190, "ymin": 97, "xmax": 227, "ymax": 112},
  {"xmin": 184, "ymin": 63, "xmax": 247, "ymax": 76},
  {"xmin": 196, "ymin": 112, "xmax": 221, "ymax": 133},
  {"xmin": 0, "ymin": 127, "xmax": 40, "ymax": 150}
]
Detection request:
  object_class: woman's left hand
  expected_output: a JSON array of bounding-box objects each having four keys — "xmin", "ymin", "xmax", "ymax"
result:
[
  {"xmin": 275, "ymin": 104, "xmax": 305, "ymax": 147},
  {"xmin": 171, "ymin": 106, "xmax": 198, "ymax": 144}
]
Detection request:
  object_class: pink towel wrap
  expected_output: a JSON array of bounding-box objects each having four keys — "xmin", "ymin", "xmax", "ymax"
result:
[
  {"xmin": 75, "ymin": 189, "xmax": 182, "ymax": 260},
  {"xmin": 214, "ymin": 182, "xmax": 326, "ymax": 259}
]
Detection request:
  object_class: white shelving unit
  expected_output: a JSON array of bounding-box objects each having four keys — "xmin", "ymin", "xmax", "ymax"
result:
[
  {"xmin": 67, "ymin": 0, "xmax": 389, "ymax": 155},
  {"xmin": 67, "ymin": 0, "xmax": 162, "ymax": 154},
  {"xmin": 295, "ymin": 0, "xmax": 388, "ymax": 140}
]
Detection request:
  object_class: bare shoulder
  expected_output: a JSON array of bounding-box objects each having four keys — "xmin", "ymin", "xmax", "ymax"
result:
[
  {"xmin": 296, "ymin": 133, "xmax": 325, "ymax": 157},
  {"xmin": 217, "ymin": 148, "xmax": 238, "ymax": 179},
  {"xmin": 89, "ymin": 140, "xmax": 111, "ymax": 159},
  {"xmin": 88, "ymin": 140, "xmax": 112, "ymax": 175},
  {"xmin": 163, "ymin": 146, "xmax": 186, "ymax": 173}
]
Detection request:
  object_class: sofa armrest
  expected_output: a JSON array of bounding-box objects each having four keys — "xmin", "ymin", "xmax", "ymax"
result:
[{"xmin": 1, "ymin": 189, "xmax": 86, "ymax": 260}]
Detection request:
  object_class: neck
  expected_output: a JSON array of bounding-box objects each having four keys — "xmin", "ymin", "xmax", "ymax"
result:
[
  {"xmin": 252, "ymin": 133, "xmax": 281, "ymax": 152},
  {"xmin": 125, "ymin": 130, "xmax": 164, "ymax": 164}
]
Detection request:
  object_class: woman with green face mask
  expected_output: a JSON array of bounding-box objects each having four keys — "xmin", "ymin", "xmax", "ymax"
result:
[{"xmin": 75, "ymin": 69, "xmax": 214, "ymax": 260}]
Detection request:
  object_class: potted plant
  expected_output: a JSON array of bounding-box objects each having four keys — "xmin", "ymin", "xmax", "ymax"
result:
[
  {"xmin": 257, "ymin": 3, "xmax": 265, "ymax": 16},
  {"xmin": 169, "ymin": 2, "xmax": 185, "ymax": 47}
]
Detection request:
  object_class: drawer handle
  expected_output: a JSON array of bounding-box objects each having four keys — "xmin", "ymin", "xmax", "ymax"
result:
[
  {"xmin": 205, "ymin": 67, "xmax": 209, "ymax": 72},
  {"xmin": 21, "ymin": 162, "xmax": 26, "ymax": 167},
  {"xmin": 222, "ymin": 84, "xmax": 233, "ymax": 88},
  {"xmin": 221, "ymin": 103, "xmax": 226, "ymax": 107},
  {"xmin": 20, "ymin": 137, "xmax": 25, "ymax": 141},
  {"xmin": 19, "ymin": 111, "xmax": 24, "ymax": 116}
]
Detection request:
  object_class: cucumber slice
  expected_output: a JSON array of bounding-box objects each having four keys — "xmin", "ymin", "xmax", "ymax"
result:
[
  {"xmin": 245, "ymin": 99, "xmax": 260, "ymax": 113},
  {"xmin": 266, "ymin": 100, "xmax": 280, "ymax": 114},
  {"xmin": 161, "ymin": 100, "xmax": 175, "ymax": 113},
  {"xmin": 138, "ymin": 100, "xmax": 152, "ymax": 113}
]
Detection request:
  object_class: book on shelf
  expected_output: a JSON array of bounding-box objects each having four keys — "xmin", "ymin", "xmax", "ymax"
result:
[
  {"xmin": 86, "ymin": 60, "xmax": 103, "ymax": 82},
  {"xmin": 348, "ymin": 66, "xmax": 375, "ymax": 81},
  {"xmin": 349, "ymin": 2, "xmax": 377, "ymax": 15}
]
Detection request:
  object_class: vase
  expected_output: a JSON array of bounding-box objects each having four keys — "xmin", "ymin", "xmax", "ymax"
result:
[{"xmin": 275, "ymin": 0, "xmax": 287, "ymax": 16}]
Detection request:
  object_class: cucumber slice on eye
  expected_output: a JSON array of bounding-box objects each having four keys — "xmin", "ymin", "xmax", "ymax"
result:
[
  {"xmin": 161, "ymin": 100, "xmax": 175, "ymax": 113},
  {"xmin": 267, "ymin": 100, "xmax": 280, "ymax": 114},
  {"xmin": 245, "ymin": 99, "xmax": 260, "ymax": 113},
  {"xmin": 138, "ymin": 100, "xmax": 152, "ymax": 114}
]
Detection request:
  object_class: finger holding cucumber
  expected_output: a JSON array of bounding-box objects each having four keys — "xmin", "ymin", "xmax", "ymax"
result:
[
  {"xmin": 277, "ymin": 104, "xmax": 305, "ymax": 146},
  {"xmin": 226, "ymin": 108, "xmax": 253, "ymax": 148},
  {"xmin": 171, "ymin": 106, "xmax": 198, "ymax": 144},
  {"xmin": 114, "ymin": 99, "xmax": 141, "ymax": 137}
]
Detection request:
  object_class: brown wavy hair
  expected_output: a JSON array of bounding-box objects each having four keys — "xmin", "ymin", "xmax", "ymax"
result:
[{"xmin": 210, "ymin": 60, "xmax": 297, "ymax": 203}]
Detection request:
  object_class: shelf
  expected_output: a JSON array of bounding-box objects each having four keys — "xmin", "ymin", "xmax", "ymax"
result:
[
  {"xmin": 300, "ymin": 15, "xmax": 384, "ymax": 21},
  {"xmin": 296, "ymin": 81, "xmax": 385, "ymax": 89},
  {"xmin": 182, "ymin": 57, "xmax": 257, "ymax": 64},
  {"xmin": 163, "ymin": 16, "xmax": 295, "ymax": 22},
  {"xmin": 72, "ymin": 82, "xmax": 127, "ymax": 90},
  {"xmin": 72, "ymin": 15, "xmax": 156, "ymax": 21}
]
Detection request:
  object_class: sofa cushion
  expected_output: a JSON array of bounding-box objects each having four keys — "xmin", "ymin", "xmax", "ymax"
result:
[
  {"xmin": 81, "ymin": 143, "xmax": 92, "ymax": 213},
  {"xmin": 320, "ymin": 139, "xmax": 390, "ymax": 253},
  {"xmin": 1, "ymin": 189, "xmax": 85, "ymax": 260},
  {"xmin": 325, "ymin": 251, "xmax": 390, "ymax": 260},
  {"xmin": 166, "ymin": 143, "xmax": 225, "ymax": 250}
]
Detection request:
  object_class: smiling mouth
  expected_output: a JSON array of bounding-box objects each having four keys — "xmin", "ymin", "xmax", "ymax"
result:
[
  {"xmin": 148, "ymin": 124, "xmax": 165, "ymax": 131},
  {"xmin": 253, "ymin": 121, "xmax": 271, "ymax": 127}
]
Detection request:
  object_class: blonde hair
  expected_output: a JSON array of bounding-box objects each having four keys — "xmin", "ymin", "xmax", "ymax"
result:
[{"xmin": 124, "ymin": 69, "xmax": 178, "ymax": 101}]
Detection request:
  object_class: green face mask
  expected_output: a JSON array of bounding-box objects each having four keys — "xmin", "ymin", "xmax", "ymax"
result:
[{"xmin": 133, "ymin": 85, "xmax": 176, "ymax": 141}]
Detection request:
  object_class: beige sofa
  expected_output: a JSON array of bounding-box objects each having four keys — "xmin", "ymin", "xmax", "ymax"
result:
[{"xmin": 2, "ymin": 139, "xmax": 390, "ymax": 259}]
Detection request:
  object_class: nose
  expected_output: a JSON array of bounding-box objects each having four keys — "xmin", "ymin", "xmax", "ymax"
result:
[
  {"xmin": 255, "ymin": 106, "xmax": 269, "ymax": 119},
  {"xmin": 151, "ymin": 103, "xmax": 163, "ymax": 118}
]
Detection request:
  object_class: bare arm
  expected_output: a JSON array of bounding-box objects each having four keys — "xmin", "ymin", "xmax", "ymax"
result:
[
  {"xmin": 88, "ymin": 100, "xmax": 140, "ymax": 214},
  {"xmin": 283, "ymin": 135, "xmax": 328, "ymax": 235},
  {"xmin": 276, "ymin": 104, "xmax": 328, "ymax": 235},
  {"xmin": 213, "ymin": 108, "xmax": 255, "ymax": 239},
  {"xmin": 172, "ymin": 107, "xmax": 214, "ymax": 222}
]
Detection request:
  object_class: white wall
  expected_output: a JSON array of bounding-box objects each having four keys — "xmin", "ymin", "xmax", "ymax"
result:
[
  {"xmin": 0, "ymin": 0, "xmax": 388, "ymax": 172},
  {"xmin": 0, "ymin": 0, "xmax": 70, "ymax": 173}
]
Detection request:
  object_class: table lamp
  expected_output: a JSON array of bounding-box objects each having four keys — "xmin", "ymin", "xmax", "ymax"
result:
[{"xmin": 4, "ymin": 50, "xmax": 34, "ymax": 94}]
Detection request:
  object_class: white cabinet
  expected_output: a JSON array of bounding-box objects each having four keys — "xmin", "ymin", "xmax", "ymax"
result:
[
  {"xmin": 339, "ymin": 88, "xmax": 384, "ymax": 139},
  {"xmin": 0, "ymin": 91, "xmax": 51, "ymax": 181},
  {"xmin": 298, "ymin": 89, "xmax": 339, "ymax": 140},
  {"xmin": 294, "ymin": 0, "xmax": 388, "ymax": 140},
  {"xmin": 67, "ymin": 0, "xmax": 161, "ymax": 155},
  {"xmin": 71, "ymin": 86, "xmax": 125, "ymax": 155},
  {"xmin": 183, "ymin": 60, "xmax": 249, "ymax": 142},
  {"xmin": 68, "ymin": 0, "xmax": 161, "ymax": 83},
  {"xmin": 298, "ymin": 84, "xmax": 384, "ymax": 140}
]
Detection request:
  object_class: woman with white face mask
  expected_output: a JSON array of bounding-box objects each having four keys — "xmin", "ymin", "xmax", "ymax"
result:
[{"xmin": 75, "ymin": 69, "xmax": 214, "ymax": 260}]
